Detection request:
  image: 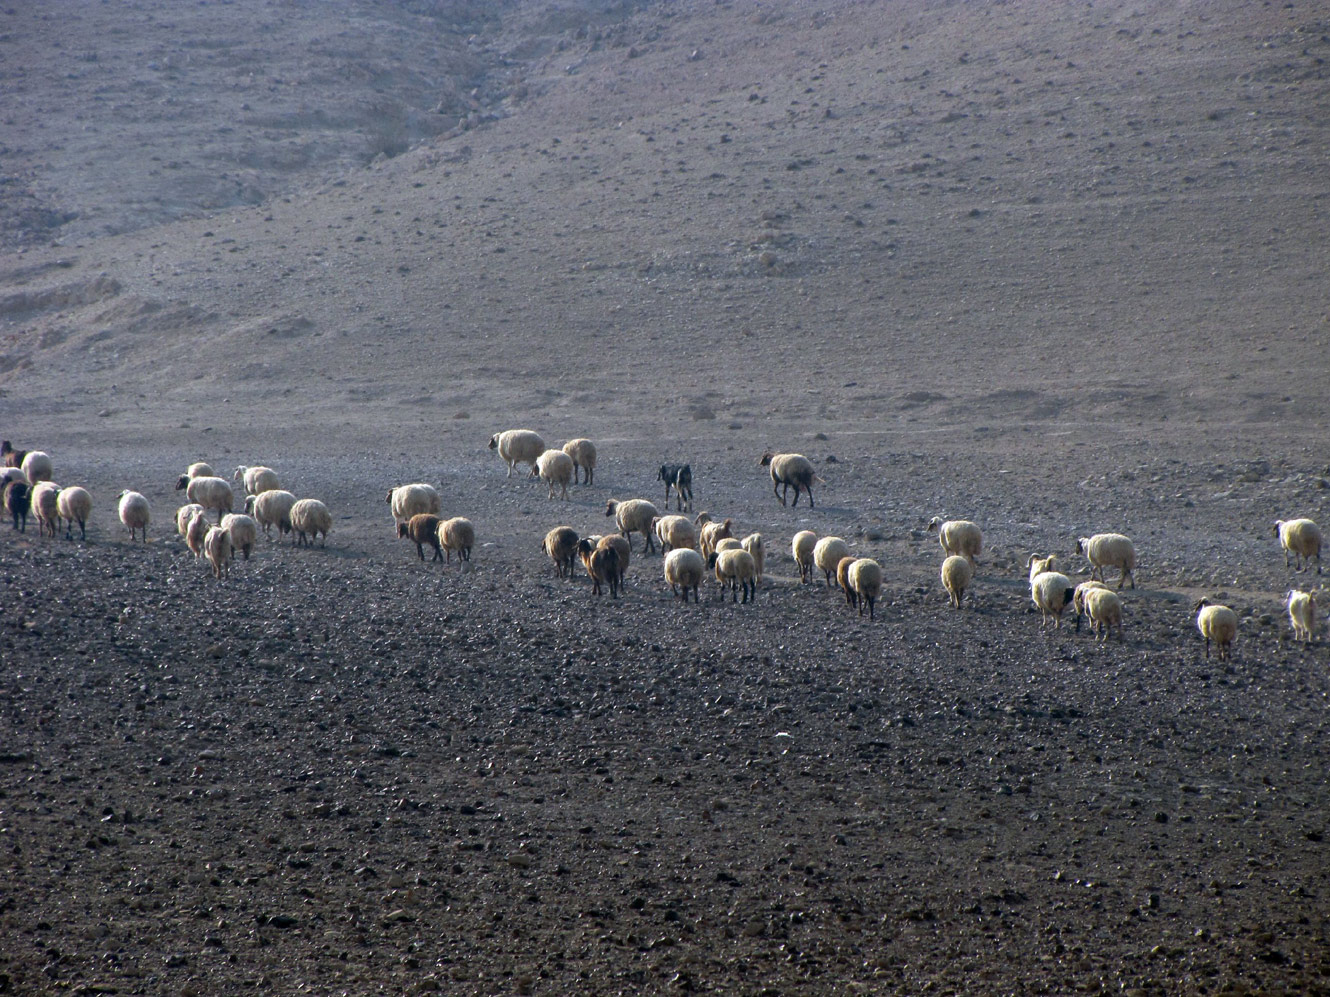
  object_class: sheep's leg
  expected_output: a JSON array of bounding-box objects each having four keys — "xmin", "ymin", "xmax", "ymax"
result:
[{"xmin": 774, "ymin": 480, "xmax": 785, "ymax": 505}]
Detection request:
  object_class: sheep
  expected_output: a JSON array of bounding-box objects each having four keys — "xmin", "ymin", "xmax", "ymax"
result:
[
  {"xmin": 1026, "ymin": 553, "xmax": 1058, "ymax": 582},
  {"xmin": 1, "ymin": 467, "xmax": 25, "ymax": 486},
  {"xmin": 117, "ymin": 489, "xmax": 150, "ymax": 542},
  {"xmin": 664, "ymin": 548, "xmax": 705, "ymax": 603},
  {"xmin": 836, "ymin": 555, "xmax": 858, "ymax": 607},
  {"xmin": 1287, "ymin": 589, "xmax": 1317, "ymax": 643},
  {"xmin": 813, "ymin": 536, "xmax": 850, "ymax": 587},
  {"xmin": 652, "ymin": 514, "xmax": 698, "ymax": 553},
  {"xmin": 1030, "ymin": 568, "xmax": 1075, "ymax": 629},
  {"xmin": 591, "ymin": 534, "xmax": 631, "ymax": 585},
  {"xmin": 56, "ymin": 486, "xmax": 92, "ymax": 540},
  {"xmin": 1195, "ymin": 598, "xmax": 1238, "ymax": 660},
  {"xmin": 176, "ymin": 503, "xmax": 206, "ymax": 537},
  {"xmin": 1080, "ymin": 587, "xmax": 1124, "ymax": 643},
  {"xmin": 21, "ymin": 451, "xmax": 53, "ymax": 485},
  {"xmin": 1, "ymin": 440, "xmax": 27, "ymax": 468},
  {"xmin": 290, "ymin": 498, "xmax": 332, "ymax": 547},
  {"xmin": 1072, "ymin": 579, "xmax": 1110, "ymax": 632},
  {"xmin": 658, "ymin": 464, "xmax": 693, "ymax": 511},
  {"xmin": 174, "ymin": 462, "xmax": 214, "ymax": 488},
  {"xmin": 849, "ymin": 558, "xmax": 883, "ymax": 619},
  {"xmin": 562, "ymin": 439, "xmax": 597, "ymax": 485},
  {"xmin": 605, "ymin": 498, "xmax": 660, "ymax": 554},
  {"xmin": 577, "ymin": 538, "xmax": 620, "ymax": 598},
  {"xmin": 940, "ymin": 554, "xmax": 973, "ymax": 609},
  {"xmin": 4, "ymin": 479, "xmax": 30, "ymax": 532},
  {"xmin": 759, "ymin": 451, "xmax": 820, "ymax": 508},
  {"xmin": 31, "ymin": 482, "xmax": 60, "ymax": 538},
  {"xmin": 387, "ymin": 484, "xmax": 442, "ymax": 533},
  {"xmin": 246, "ymin": 489, "xmax": 297, "ymax": 538},
  {"xmin": 926, "ymin": 517, "xmax": 982, "ymax": 565},
  {"xmin": 399, "ymin": 513, "xmax": 444, "ymax": 561},
  {"xmin": 543, "ymin": 526, "xmax": 580, "ymax": 578},
  {"xmin": 182, "ymin": 476, "xmax": 234, "ymax": 522},
  {"xmin": 204, "ymin": 525, "xmax": 232, "ymax": 580},
  {"xmin": 1274, "ymin": 519, "xmax": 1322, "ymax": 574},
  {"xmin": 698, "ymin": 517, "xmax": 734, "ymax": 559},
  {"xmin": 233, "ymin": 465, "xmax": 281, "ymax": 495},
  {"xmin": 220, "ymin": 513, "xmax": 259, "ymax": 561},
  {"xmin": 185, "ymin": 508, "xmax": 209, "ymax": 558},
  {"xmin": 488, "ymin": 429, "xmax": 545, "ymax": 477},
  {"xmin": 707, "ymin": 548, "xmax": 758, "ymax": 603},
  {"xmin": 741, "ymin": 533, "xmax": 766, "ymax": 584},
  {"xmin": 438, "ymin": 517, "xmax": 475, "ymax": 564},
  {"xmin": 536, "ymin": 449, "xmax": 575, "ymax": 500},
  {"xmin": 1076, "ymin": 533, "xmax": 1137, "ymax": 589},
  {"xmin": 792, "ymin": 530, "xmax": 817, "ymax": 584}
]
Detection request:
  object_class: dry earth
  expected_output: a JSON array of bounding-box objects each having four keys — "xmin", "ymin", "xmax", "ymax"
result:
[{"xmin": 2, "ymin": 0, "xmax": 1330, "ymax": 994}]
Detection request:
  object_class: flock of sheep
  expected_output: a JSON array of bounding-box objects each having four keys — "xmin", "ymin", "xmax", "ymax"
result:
[{"xmin": 3, "ymin": 432, "xmax": 1324, "ymax": 659}]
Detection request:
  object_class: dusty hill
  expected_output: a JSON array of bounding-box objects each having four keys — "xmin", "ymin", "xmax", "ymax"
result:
[{"xmin": 1, "ymin": 0, "xmax": 1327, "ymax": 452}]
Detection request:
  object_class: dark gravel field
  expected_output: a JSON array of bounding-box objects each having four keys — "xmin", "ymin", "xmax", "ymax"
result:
[{"xmin": 3, "ymin": 443, "xmax": 1329, "ymax": 995}]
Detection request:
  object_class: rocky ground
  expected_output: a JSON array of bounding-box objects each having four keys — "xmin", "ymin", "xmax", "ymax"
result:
[{"xmin": 2, "ymin": 0, "xmax": 1330, "ymax": 993}]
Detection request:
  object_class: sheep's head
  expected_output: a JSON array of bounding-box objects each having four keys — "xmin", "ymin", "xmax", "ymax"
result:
[
  {"xmin": 926, "ymin": 516, "xmax": 942, "ymax": 532},
  {"xmin": 397, "ymin": 522, "xmax": 409, "ymax": 539},
  {"xmin": 1273, "ymin": 521, "xmax": 1285, "ymax": 537},
  {"xmin": 759, "ymin": 452, "xmax": 774, "ymax": 466},
  {"xmin": 1076, "ymin": 537, "xmax": 1089, "ymax": 554},
  {"xmin": 604, "ymin": 500, "xmax": 617, "ymax": 517},
  {"xmin": 174, "ymin": 474, "xmax": 190, "ymax": 491},
  {"xmin": 487, "ymin": 435, "xmax": 499, "ymax": 450}
]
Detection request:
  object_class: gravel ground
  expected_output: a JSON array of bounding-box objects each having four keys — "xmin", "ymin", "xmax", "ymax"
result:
[{"xmin": 3, "ymin": 445, "xmax": 1329, "ymax": 996}]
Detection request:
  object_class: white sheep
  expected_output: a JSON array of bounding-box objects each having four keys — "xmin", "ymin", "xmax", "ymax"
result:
[
  {"xmin": 926, "ymin": 517, "xmax": 982, "ymax": 565},
  {"xmin": 1076, "ymin": 533, "xmax": 1137, "ymax": 589},
  {"xmin": 1030, "ymin": 568, "xmax": 1075, "ymax": 629},
  {"xmin": 185, "ymin": 508, "xmax": 209, "ymax": 558},
  {"xmin": 698, "ymin": 517, "xmax": 735, "ymax": 559},
  {"xmin": 220, "ymin": 513, "xmax": 259, "ymax": 561},
  {"xmin": 848, "ymin": 558, "xmax": 883, "ymax": 619},
  {"xmin": 204, "ymin": 525, "xmax": 232, "ymax": 580},
  {"xmin": 173, "ymin": 463, "xmax": 214, "ymax": 491},
  {"xmin": 561, "ymin": 438, "xmax": 597, "ymax": 485},
  {"xmin": 1274, "ymin": 519, "xmax": 1322, "ymax": 574},
  {"xmin": 759, "ymin": 451, "xmax": 820, "ymax": 508},
  {"xmin": 21, "ymin": 451, "xmax": 53, "ymax": 485},
  {"xmin": 1072, "ymin": 579, "xmax": 1110, "ymax": 632},
  {"xmin": 233, "ymin": 465, "xmax": 281, "ymax": 495},
  {"xmin": 183, "ymin": 476, "xmax": 234, "ymax": 522},
  {"xmin": 708, "ymin": 548, "xmax": 757, "ymax": 603},
  {"xmin": 813, "ymin": 536, "xmax": 849, "ymax": 586},
  {"xmin": 792, "ymin": 530, "xmax": 817, "ymax": 584},
  {"xmin": 663, "ymin": 548, "xmax": 705, "ymax": 603},
  {"xmin": 940, "ymin": 555, "xmax": 973, "ymax": 609},
  {"xmin": 117, "ymin": 489, "xmax": 150, "ymax": 542},
  {"xmin": 543, "ymin": 526, "xmax": 580, "ymax": 578},
  {"xmin": 438, "ymin": 517, "xmax": 475, "ymax": 565},
  {"xmin": 32, "ymin": 481, "xmax": 61, "ymax": 538},
  {"xmin": 56, "ymin": 486, "xmax": 92, "ymax": 540},
  {"xmin": 536, "ymin": 449, "xmax": 575, "ymax": 500},
  {"xmin": 1287, "ymin": 589, "xmax": 1317, "ymax": 643},
  {"xmin": 1, "ymin": 467, "xmax": 25, "ymax": 489},
  {"xmin": 387, "ymin": 484, "xmax": 442, "ymax": 533},
  {"xmin": 1194, "ymin": 598, "xmax": 1238, "ymax": 660},
  {"xmin": 653, "ymin": 514, "xmax": 698, "ymax": 553},
  {"xmin": 488, "ymin": 429, "xmax": 546, "ymax": 477},
  {"xmin": 246, "ymin": 489, "xmax": 297, "ymax": 538},
  {"xmin": 715, "ymin": 537, "xmax": 743, "ymax": 553},
  {"xmin": 1080, "ymin": 587, "xmax": 1124, "ymax": 642},
  {"xmin": 1026, "ymin": 553, "xmax": 1058, "ymax": 582},
  {"xmin": 606, "ymin": 498, "xmax": 660, "ymax": 554},
  {"xmin": 176, "ymin": 503, "xmax": 206, "ymax": 538},
  {"xmin": 741, "ymin": 533, "xmax": 766, "ymax": 584},
  {"xmin": 290, "ymin": 498, "xmax": 332, "ymax": 547}
]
